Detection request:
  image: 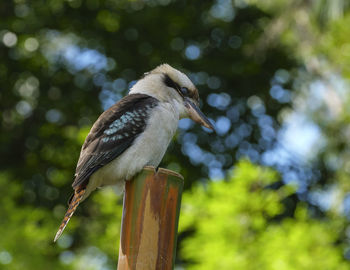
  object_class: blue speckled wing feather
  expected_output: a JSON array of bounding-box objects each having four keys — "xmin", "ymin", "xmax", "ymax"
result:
[{"xmin": 72, "ymin": 94, "xmax": 159, "ymax": 189}]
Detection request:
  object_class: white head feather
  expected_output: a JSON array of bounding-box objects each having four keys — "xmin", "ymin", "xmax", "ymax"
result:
[{"xmin": 129, "ymin": 64, "xmax": 199, "ymax": 118}]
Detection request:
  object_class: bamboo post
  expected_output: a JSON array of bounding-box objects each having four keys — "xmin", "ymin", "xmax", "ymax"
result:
[{"xmin": 117, "ymin": 166, "xmax": 184, "ymax": 270}]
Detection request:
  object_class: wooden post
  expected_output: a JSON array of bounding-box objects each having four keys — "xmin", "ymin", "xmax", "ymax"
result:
[{"xmin": 117, "ymin": 166, "xmax": 184, "ymax": 270}]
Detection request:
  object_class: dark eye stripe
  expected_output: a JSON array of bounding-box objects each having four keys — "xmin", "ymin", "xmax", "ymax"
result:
[{"xmin": 163, "ymin": 74, "xmax": 181, "ymax": 91}]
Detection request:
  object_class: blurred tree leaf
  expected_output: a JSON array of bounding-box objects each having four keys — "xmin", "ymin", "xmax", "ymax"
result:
[
  {"xmin": 1, "ymin": 0, "xmax": 350, "ymax": 268},
  {"xmin": 179, "ymin": 160, "xmax": 349, "ymax": 269}
]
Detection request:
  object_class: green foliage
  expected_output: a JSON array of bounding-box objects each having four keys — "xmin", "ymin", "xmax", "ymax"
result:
[
  {"xmin": 0, "ymin": 173, "xmax": 61, "ymax": 269},
  {"xmin": 2, "ymin": 160, "xmax": 348, "ymax": 269},
  {"xmin": 179, "ymin": 160, "xmax": 349, "ymax": 270},
  {"xmin": 0, "ymin": 170, "xmax": 123, "ymax": 269},
  {"xmin": 320, "ymin": 13, "xmax": 350, "ymax": 78},
  {"xmin": 1, "ymin": 0, "xmax": 350, "ymax": 269}
]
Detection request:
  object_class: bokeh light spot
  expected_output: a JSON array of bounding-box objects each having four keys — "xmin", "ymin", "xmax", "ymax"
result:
[
  {"xmin": 24, "ymin": 37, "xmax": 39, "ymax": 52},
  {"xmin": 2, "ymin": 32, "xmax": 17, "ymax": 47},
  {"xmin": 185, "ymin": 45, "xmax": 201, "ymax": 60},
  {"xmin": 0, "ymin": 251, "xmax": 12, "ymax": 265}
]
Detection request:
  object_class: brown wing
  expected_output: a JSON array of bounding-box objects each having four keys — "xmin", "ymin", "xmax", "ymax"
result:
[{"xmin": 72, "ymin": 93, "xmax": 159, "ymax": 189}]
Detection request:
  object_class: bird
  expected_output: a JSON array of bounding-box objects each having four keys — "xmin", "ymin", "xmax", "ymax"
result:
[{"xmin": 54, "ymin": 63, "xmax": 214, "ymax": 242}]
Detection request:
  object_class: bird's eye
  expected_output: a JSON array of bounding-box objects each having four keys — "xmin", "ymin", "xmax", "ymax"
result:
[{"xmin": 180, "ymin": 87, "xmax": 189, "ymax": 96}]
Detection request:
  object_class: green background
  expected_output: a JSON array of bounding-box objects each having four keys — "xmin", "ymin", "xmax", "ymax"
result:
[{"xmin": 1, "ymin": 0, "xmax": 350, "ymax": 269}]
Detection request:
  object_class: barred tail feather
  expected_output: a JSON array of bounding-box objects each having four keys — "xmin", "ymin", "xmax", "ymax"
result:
[{"xmin": 54, "ymin": 187, "xmax": 86, "ymax": 242}]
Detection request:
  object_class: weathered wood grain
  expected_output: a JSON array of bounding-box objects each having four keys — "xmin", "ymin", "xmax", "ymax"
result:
[{"xmin": 117, "ymin": 166, "xmax": 184, "ymax": 270}]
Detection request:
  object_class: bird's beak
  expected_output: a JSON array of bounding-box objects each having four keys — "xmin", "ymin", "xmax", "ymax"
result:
[{"xmin": 184, "ymin": 98, "xmax": 214, "ymax": 130}]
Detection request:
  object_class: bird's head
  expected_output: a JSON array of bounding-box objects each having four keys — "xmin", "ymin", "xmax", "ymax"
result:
[{"xmin": 129, "ymin": 64, "xmax": 214, "ymax": 130}]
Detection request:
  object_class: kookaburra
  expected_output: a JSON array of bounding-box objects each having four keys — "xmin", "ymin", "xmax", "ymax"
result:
[{"xmin": 54, "ymin": 64, "xmax": 213, "ymax": 242}]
